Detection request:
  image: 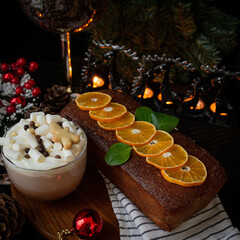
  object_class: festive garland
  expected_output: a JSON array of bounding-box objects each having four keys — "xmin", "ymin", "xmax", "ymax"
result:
[{"xmin": 0, "ymin": 58, "xmax": 41, "ymax": 136}]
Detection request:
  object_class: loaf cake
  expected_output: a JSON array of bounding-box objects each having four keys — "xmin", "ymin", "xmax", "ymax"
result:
[{"xmin": 60, "ymin": 89, "xmax": 227, "ymax": 231}]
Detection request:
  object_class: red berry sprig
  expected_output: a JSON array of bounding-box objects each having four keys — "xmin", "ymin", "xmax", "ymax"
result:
[
  {"xmin": 0, "ymin": 57, "xmax": 38, "ymax": 76},
  {"xmin": 0, "ymin": 57, "xmax": 41, "ymax": 116}
]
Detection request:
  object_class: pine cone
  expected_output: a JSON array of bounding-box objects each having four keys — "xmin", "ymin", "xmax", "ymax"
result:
[
  {"xmin": 0, "ymin": 193, "xmax": 25, "ymax": 240},
  {"xmin": 43, "ymin": 85, "xmax": 71, "ymax": 113},
  {"xmin": 24, "ymin": 103, "xmax": 58, "ymax": 119}
]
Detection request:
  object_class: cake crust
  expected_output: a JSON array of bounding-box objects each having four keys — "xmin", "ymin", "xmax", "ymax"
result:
[{"xmin": 61, "ymin": 89, "xmax": 227, "ymax": 231}]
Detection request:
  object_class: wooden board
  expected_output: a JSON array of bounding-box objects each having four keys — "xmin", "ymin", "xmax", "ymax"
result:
[{"xmin": 11, "ymin": 162, "xmax": 120, "ymax": 240}]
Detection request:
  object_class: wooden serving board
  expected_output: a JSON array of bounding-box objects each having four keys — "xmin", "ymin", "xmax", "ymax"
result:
[{"xmin": 11, "ymin": 162, "xmax": 120, "ymax": 240}]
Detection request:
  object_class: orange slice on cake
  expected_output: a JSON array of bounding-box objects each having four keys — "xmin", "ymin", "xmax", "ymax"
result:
[
  {"xmin": 161, "ymin": 155, "xmax": 207, "ymax": 187},
  {"xmin": 146, "ymin": 144, "xmax": 188, "ymax": 169},
  {"xmin": 116, "ymin": 121, "xmax": 156, "ymax": 146},
  {"xmin": 75, "ymin": 92, "xmax": 112, "ymax": 111},
  {"xmin": 89, "ymin": 102, "xmax": 127, "ymax": 122},
  {"xmin": 133, "ymin": 130, "xmax": 174, "ymax": 157},
  {"xmin": 98, "ymin": 111, "xmax": 135, "ymax": 130}
]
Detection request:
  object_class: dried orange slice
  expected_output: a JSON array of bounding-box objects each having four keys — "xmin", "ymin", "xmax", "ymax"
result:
[
  {"xmin": 98, "ymin": 111, "xmax": 135, "ymax": 131},
  {"xmin": 75, "ymin": 92, "xmax": 112, "ymax": 111},
  {"xmin": 116, "ymin": 121, "xmax": 156, "ymax": 146},
  {"xmin": 161, "ymin": 155, "xmax": 207, "ymax": 187},
  {"xmin": 133, "ymin": 130, "xmax": 174, "ymax": 157},
  {"xmin": 146, "ymin": 144, "xmax": 188, "ymax": 169},
  {"xmin": 89, "ymin": 102, "xmax": 127, "ymax": 122}
]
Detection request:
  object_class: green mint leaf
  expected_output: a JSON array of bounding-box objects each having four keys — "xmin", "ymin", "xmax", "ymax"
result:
[
  {"xmin": 150, "ymin": 112, "xmax": 161, "ymax": 129},
  {"xmin": 105, "ymin": 143, "xmax": 132, "ymax": 166},
  {"xmin": 153, "ymin": 112, "xmax": 179, "ymax": 132},
  {"xmin": 135, "ymin": 106, "xmax": 153, "ymax": 122},
  {"xmin": 135, "ymin": 106, "xmax": 179, "ymax": 132}
]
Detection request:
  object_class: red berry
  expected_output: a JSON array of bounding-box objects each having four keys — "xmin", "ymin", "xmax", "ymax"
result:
[
  {"xmin": 15, "ymin": 86, "xmax": 24, "ymax": 95},
  {"xmin": 1, "ymin": 63, "xmax": 8, "ymax": 71},
  {"xmin": 17, "ymin": 68, "xmax": 25, "ymax": 75},
  {"xmin": 11, "ymin": 62, "xmax": 17, "ymax": 70},
  {"xmin": 3, "ymin": 73, "xmax": 14, "ymax": 82},
  {"xmin": 6, "ymin": 105, "xmax": 16, "ymax": 114},
  {"xmin": 29, "ymin": 61, "xmax": 38, "ymax": 72},
  {"xmin": 32, "ymin": 87, "xmax": 41, "ymax": 97},
  {"xmin": 28, "ymin": 79, "xmax": 35, "ymax": 86},
  {"xmin": 16, "ymin": 57, "xmax": 27, "ymax": 67},
  {"xmin": 11, "ymin": 77, "xmax": 20, "ymax": 85},
  {"xmin": 24, "ymin": 82, "xmax": 33, "ymax": 89}
]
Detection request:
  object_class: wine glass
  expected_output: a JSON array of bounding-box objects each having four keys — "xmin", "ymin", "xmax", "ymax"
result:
[{"xmin": 19, "ymin": 0, "xmax": 107, "ymax": 92}]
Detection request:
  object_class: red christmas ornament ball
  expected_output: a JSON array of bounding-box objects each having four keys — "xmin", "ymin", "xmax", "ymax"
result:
[
  {"xmin": 11, "ymin": 77, "xmax": 20, "ymax": 85},
  {"xmin": 32, "ymin": 87, "xmax": 41, "ymax": 97},
  {"xmin": 15, "ymin": 86, "xmax": 24, "ymax": 95},
  {"xmin": 29, "ymin": 61, "xmax": 38, "ymax": 72},
  {"xmin": 3, "ymin": 73, "xmax": 14, "ymax": 82},
  {"xmin": 10, "ymin": 96, "xmax": 26, "ymax": 107},
  {"xmin": 16, "ymin": 57, "xmax": 27, "ymax": 67},
  {"xmin": 1, "ymin": 63, "xmax": 8, "ymax": 72},
  {"xmin": 17, "ymin": 68, "xmax": 25, "ymax": 76},
  {"xmin": 6, "ymin": 105, "xmax": 16, "ymax": 114},
  {"xmin": 24, "ymin": 82, "xmax": 33, "ymax": 89},
  {"xmin": 71, "ymin": 209, "xmax": 103, "ymax": 239}
]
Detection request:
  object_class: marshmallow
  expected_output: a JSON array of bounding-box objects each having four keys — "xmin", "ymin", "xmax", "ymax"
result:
[
  {"xmin": 41, "ymin": 136, "xmax": 53, "ymax": 149},
  {"xmin": 35, "ymin": 124, "xmax": 49, "ymax": 136},
  {"xmin": 62, "ymin": 120, "xmax": 76, "ymax": 133},
  {"xmin": 63, "ymin": 149, "xmax": 74, "ymax": 161},
  {"xmin": 4, "ymin": 148, "xmax": 23, "ymax": 161},
  {"xmin": 0, "ymin": 137, "xmax": 12, "ymax": 146},
  {"xmin": 46, "ymin": 114, "xmax": 62, "ymax": 124},
  {"xmin": 36, "ymin": 115, "xmax": 46, "ymax": 125},
  {"xmin": 18, "ymin": 119, "xmax": 30, "ymax": 128},
  {"xmin": 53, "ymin": 142, "xmax": 62, "ymax": 151},
  {"xmin": 30, "ymin": 112, "xmax": 45, "ymax": 121},
  {"xmin": 21, "ymin": 131, "xmax": 38, "ymax": 148},
  {"xmin": 45, "ymin": 132, "xmax": 53, "ymax": 140},
  {"xmin": 28, "ymin": 148, "xmax": 45, "ymax": 162},
  {"xmin": 14, "ymin": 134, "xmax": 27, "ymax": 145},
  {"xmin": 70, "ymin": 121, "xmax": 77, "ymax": 133},
  {"xmin": 12, "ymin": 143, "xmax": 27, "ymax": 152},
  {"xmin": 49, "ymin": 149, "xmax": 63, "ymax": 158},
  {"xmin": 76, "ymin": 128, "xmax": 83, "ymax": 136},
  {"xmin": 62, "ymin": 117, "xmax": 67, "ymax": 122}
]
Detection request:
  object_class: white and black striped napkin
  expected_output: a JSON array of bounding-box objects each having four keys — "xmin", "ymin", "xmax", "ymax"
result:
[{"xmin": 102, "ymin": 176, "xmax": 240, "ymax": 240}]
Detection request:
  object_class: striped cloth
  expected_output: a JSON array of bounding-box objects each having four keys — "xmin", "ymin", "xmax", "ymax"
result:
[{"xmin": 102, "ymin": 176, "xmax": 240, "ymax": 240}]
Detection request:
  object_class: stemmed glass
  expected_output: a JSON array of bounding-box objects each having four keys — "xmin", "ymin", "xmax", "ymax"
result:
[{"xmin": 19, "ymin": 0, "xmax": 107, "ymax": 92}]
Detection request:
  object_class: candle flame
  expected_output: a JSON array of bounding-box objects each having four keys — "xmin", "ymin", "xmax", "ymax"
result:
[
  {"xmin": 92, "ymin": 76, "xmax": 105, "ymax": 88},
  {"xmin": 184, "ymin": 97, "xmax": 205, "ymax": 110},
  {"xmin": 37, "ymin": 12, "xmax": 43, "ymax": 18},
  {"xmin": 138, "ymin": 87, "xmax": 154, "ymax": 99},
  {"xmin": 157, "ymin": 93, "xmax": 173, "ymax": 104},
  {"xmin": 210, "ymin": 102, "xmax": 228, "ymax": 116}
]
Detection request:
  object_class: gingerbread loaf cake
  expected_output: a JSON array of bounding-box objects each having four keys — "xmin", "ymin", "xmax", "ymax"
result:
[{"xmin": 60, "ymin": 89, "xmax": 227, "ymax": 231}]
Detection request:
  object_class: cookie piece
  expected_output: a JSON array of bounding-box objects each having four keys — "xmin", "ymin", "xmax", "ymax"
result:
[{"xmin": 49, "ymin": 122, "xmax": 80, "ymax": 150}]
